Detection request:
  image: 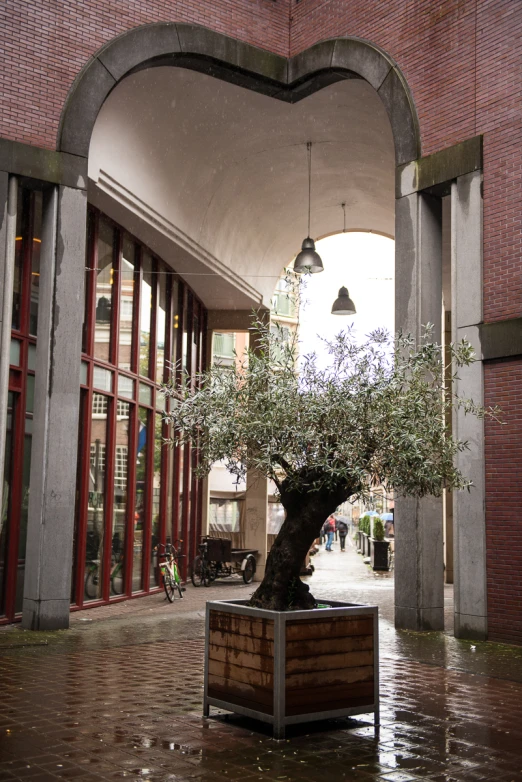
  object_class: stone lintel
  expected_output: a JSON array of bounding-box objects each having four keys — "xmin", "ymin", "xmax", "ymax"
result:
[
  {"xmin": 480, "ymin": 318, "xmax": 522, "ymax": 361},
  {"xmin": 397, "ymin": 136, "xmax": 483, "ymax": 198},
  {"xmin": 0, "ymin": 137, "xmax": 87, "ymax": 190}
]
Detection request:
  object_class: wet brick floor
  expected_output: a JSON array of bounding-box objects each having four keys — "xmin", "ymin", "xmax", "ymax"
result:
[{"xmin": 1, "ymin": 539, "xmax": 522, "ymax": 781}]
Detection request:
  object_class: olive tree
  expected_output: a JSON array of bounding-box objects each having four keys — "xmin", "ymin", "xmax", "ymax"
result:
[{"xmin": 164, "ymin": 319, "xmax": 495, "ymax": 611}]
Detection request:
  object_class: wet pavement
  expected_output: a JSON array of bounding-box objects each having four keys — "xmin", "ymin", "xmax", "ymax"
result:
[{"xmin": 1, "ymin": 538, "xmax": 522, "ymax": 781}]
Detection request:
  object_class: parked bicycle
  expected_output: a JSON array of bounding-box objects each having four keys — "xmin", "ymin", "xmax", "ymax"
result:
[
  {"xmin": 85, "ymin": 552, "xmax": 124, "ymax": 599},
  {"xmin": 157, "ymin": 540, "xmax": 185, "ymax": 602}
]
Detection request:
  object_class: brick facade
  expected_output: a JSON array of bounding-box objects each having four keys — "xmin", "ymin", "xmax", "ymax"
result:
[
  {"xmin": 485, "ymin": 358, "xmax": 522, "ymax": 645},
  {"xmin": 2, "ymin": 0, "xmax": 522, "ymax": 641}
]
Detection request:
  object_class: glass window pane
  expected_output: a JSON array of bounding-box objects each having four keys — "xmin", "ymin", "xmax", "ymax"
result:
[
  {"xmin": 80, "ymin": 361, "xmax": 88, "ymax": 385},
  {"xmin": 93, "ymin": 365, "xmax": 112, "ymax": 393},
  {"xmin": 139, "ymin": 253, "xmax": 153, "ymax": 377},
  {"xmin": 112, "ymin": 401, "xmax": 130, "ymax": 596},
  {"xmin": 25, "ymin": 375, "xmax": 35, "ymax": 414},
  {"xmin": 94, "ymin": 219, "xmax": 114, "ymax": 362},
  {"xmin": 29, "ymin": 190, "xmax": 42, "ymax": 336},
  {"xmin": 85, "ymin": 393, "xmax": 109, "ymax": 601},
  {"xmin": 83, "ymin": 211, "xmax": 95, "ymax": 354},
  {"xmin": 71, "ymin": 390, "xmax": 86, "ymax": 605},
  {"xmin": 150, "ymin": 413, "xmax": 163, "ymax": 587},
  {"xmin": 133, "ymin": 407, "xmax": 149, "ymax": 592},
  {"xmin": 171, "ymin": 278, "xmax": 179, "ymax": 383},
  {"xmin": 14, "ymin": 414, "xmax": 32, "ymax": 613},
  {"xmin": 0, "ymin": 392, "xmax": 15, "ymax": 615},
  {"xmin": 117, "ymin": 375, "xmax": 134, "ymax": 400},
  {"xmin": 156, "ymin": 265, "xmax": 166, "ymax": 384},
  {"xmin": 27, "ymin": 344, "xmax": 36, "ymax": 371},
  {"xmin": 10, "ymin": 340, "xmax": 21, "ymax": 366},
  {"xmin": 118, "ymin": 236, "xmax": 136, "ymax": 371},
  {"xmin": 182, "ymin": 290, "xmax": 188, "ymax": 372},
  {"xmin": 139, "ymin": 383, "xmax": 152, "ymax": 406},
  {"xmin": 12, "ymin": 187, "xmax": 25, "ymax": 331},
  {"xmin": 156, "ymin": 391, "xmax": 166, "ymax": 412}
]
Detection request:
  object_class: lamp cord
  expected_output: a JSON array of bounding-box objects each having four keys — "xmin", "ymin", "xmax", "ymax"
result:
[
  {"xmin": 342, "ymin": 201, "xmax": 346, "ymax": 233},
  {"xmin": 307, "ymin": 141, "xmax": 312, "ymax": 238}
]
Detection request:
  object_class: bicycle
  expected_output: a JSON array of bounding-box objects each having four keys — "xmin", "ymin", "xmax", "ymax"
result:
[
  {"xmin": 157, "ymin": 540, "xmax": 185, "ymax": 602},
  {"xmin": 85, "ymin": 552, "xmax": 124, "ymax": 599}
]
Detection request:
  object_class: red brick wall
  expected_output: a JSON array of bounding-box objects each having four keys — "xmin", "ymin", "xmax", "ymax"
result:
[
  {"xmin": 0, "ymin": 0, "xmax": 289, "ymax": 149},
  {"xmin": 484, "ymin": 358, "xmax": 522, "ymax": 645}
]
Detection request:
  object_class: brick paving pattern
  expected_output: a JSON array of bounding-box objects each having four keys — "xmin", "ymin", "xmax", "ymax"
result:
[{"xmin": 0, "ymin": 541, "xmax": 521, "ymax": 781}]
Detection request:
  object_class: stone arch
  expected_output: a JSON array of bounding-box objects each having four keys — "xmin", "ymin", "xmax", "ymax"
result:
[{"xmin": 57, "ymin": 23, "xmax": 420, "ymax": 166}]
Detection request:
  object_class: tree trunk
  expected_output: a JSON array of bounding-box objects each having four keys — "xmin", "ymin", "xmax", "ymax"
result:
[{"xmin": 250, "ymin": 483, "xmax": 351, "ymax": 611}]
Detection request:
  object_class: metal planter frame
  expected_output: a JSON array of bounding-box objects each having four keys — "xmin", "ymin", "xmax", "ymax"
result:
[{"xmin": 204, "ymin": 598, "xmax": 379, "ymax": 739}]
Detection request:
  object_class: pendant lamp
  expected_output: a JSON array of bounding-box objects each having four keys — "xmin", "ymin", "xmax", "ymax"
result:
[
  {"xmin": 294, "ymin": 142, "xmax": 324, "ymax": 274},
  {"xmin": 331, "ymin": 203, "xmax": 356, "ymax": 315},
  {"xmin": 331, "ymin": 286, "xmax": 356, "ymax": 315}
]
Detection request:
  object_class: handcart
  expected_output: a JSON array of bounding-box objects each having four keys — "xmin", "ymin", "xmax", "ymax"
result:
[{"xmin": 191, "ymin": 536, "xmax": 258, "ymax": 587}]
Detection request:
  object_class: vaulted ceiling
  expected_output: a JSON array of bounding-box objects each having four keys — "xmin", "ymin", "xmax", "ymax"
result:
[{"xmin": 89, "ymin": 66, "xmax": 394, "ymax": 309}]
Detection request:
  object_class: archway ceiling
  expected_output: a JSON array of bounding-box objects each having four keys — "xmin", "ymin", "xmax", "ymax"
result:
[{"xmin": 89, "ymin": 67, "xmax": 394, "ymax": 309}]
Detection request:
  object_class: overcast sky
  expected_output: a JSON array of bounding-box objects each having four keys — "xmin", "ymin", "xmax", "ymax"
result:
[{"xmin": 297, "ymin": 232, "xmax": 395, "ymax": 366}]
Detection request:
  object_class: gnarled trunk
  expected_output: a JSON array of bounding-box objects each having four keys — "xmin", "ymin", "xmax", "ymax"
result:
[{"xmin": 250, "ymin": 480, "xmax": 351, "ymax": 611}]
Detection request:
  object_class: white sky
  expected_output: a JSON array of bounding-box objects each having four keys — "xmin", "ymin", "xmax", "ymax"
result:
[{"xmin": 297, "ymin": 232, "xmax": 395, "ymax": 366}]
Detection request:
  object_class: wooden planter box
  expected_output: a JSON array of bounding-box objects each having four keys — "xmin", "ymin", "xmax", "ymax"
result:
[{"xmin": 204, "ymin": 599, "xmax": 379, "ymax": 739}]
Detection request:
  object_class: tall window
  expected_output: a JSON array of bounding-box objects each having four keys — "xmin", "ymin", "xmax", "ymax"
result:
[
  {"xmin": 72, "ymin": 209, "xmax": 206, "ymax": 610},
  {"xmin": 3, "ymin": 185, "xmax": 42, "ymax": 624}
]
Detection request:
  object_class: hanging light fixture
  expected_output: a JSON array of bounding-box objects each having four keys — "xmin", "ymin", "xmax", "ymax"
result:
[
  {"xmin": 331, "ymin": 203, "xmax": 356, "ymax": 315},
  {"xmin": 331, "ymin": 286, "xmax": 356, "ymax": 315},
  {"xmin": 294, "ymin": 142, "xmax": 324, "ymax": 274}
]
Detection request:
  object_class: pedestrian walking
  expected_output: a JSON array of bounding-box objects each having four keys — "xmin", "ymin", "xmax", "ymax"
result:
[
  {"xmin": 324, "ymin": 515, "xmax": 336, "ymax": 551},
  {"xmin": 336, "ymin": 517, "xmax": 348, "ymax": 551}
]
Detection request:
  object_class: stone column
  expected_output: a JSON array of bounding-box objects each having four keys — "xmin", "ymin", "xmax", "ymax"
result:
[
  {"xmin": 22, "ymin": 185, "xmax": 87, "ymax": 631},
  {"xmin": 394, "ymin": 192, "xmax": 445, "ymax": 631},
  {"xmin": 451, "ymin": 171, "xmax": 487, "ymax": 640},
  {"xmin": 244, "ymin": 469, "xmax": 268, "ymax": 581}
]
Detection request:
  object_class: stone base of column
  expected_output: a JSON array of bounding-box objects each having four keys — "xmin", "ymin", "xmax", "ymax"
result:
[
  {"xmin": 21, "ymin": 598, "xmax": 71, "ymax": 631},
  {"xmin": 454, "ymin": 612, "xmax": 487, "ymax": 641},
  {"xmin": 395, "ymin": 605, "xmax": 444, "ymax": 632}
]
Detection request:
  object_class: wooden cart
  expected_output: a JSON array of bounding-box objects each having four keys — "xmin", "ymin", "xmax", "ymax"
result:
[{"xmin": 191, "ymin": 536, "xmax": 258, "ymax": 586}]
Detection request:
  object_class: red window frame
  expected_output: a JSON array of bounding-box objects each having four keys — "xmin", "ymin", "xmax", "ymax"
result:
[{"xmin": 71, "ymin": 208, "xmax": 206, "ymax": 611}]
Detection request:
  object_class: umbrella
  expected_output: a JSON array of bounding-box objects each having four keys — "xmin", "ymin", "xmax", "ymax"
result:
[{"xmin": 381, "ymin": 513, "xmax": 393, "ymax": 521}]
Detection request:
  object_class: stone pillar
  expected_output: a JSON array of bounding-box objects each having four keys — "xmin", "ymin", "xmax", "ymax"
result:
[
  {"xmin": 451, "ymin": 171, "xmax": 487, "ymax": 640},
  {"xmin": 394, "ymin": 192, "xmax": 445, "ymax": 631},
  {"xmin": 22, "ymin": 185, "xmax": 87, "ymax": 631},
  {"xmin": 244, "ymin": 469, "xmax": 268, "ymax": 581}
]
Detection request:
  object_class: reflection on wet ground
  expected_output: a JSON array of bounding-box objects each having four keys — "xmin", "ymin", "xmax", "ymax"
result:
[{"xmin": 0, "ymin": 538, "xmax": 522, "ymax": 781}]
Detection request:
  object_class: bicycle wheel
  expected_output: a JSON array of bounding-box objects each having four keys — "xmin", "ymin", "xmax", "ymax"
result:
[
  {"xmin": 191, "ymin": 556, "xmax": 205, "ymax": 587},
  {"xmin": 85, "ymin": 568, "xmax": 99, "ymax": 599},
  {"xmin": 242, "ymin": 555, "xmax": 256, "ymax": 584},
  {"xmin": 163, "ymin": 570, "xmax": 177, "ymax": 602},
  {"xmin": 172, "ymin": 564, "xmax": 184, "ymax": 599}
]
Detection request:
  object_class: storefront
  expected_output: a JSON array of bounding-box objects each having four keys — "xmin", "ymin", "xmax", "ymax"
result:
[{"xmin": 1, "ymin": 188, "xmax": 207, "ymax": 621}]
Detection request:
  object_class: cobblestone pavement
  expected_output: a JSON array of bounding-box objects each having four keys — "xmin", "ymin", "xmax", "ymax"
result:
[{"xmin": 1, "ymin": 539, "xmax": 522, "ymax": 781}]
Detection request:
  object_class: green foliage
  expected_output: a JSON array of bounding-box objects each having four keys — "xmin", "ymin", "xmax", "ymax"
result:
[
  {"xmin": 164, "ymin": 315, "xmax": 499, "ymax": 506},
  {"xmin": 373, "ymin": 518, "xmax": 385, "ymax": 541},
  {"xmin": 359, "ymin": 515, "xmax": 370, "ymax": 535}
]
